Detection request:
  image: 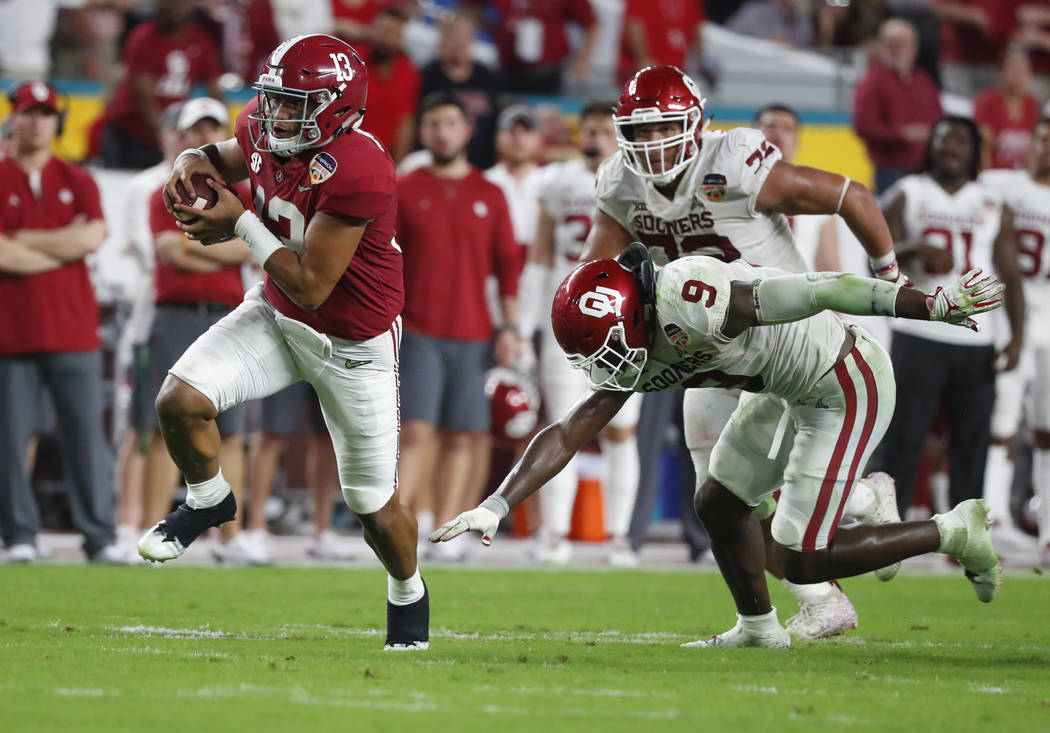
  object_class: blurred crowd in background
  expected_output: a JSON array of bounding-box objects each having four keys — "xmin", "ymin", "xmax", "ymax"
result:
[{"xmin": 3, "ymin": 0, "xmax": 1050, "ymax": 566}]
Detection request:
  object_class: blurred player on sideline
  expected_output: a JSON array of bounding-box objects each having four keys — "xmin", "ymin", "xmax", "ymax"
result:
[
  {"xmin": 137, "ymin": 35, "xmax": 429, "ymax": 650},
  {"xmin": 519, "ymin": 100, "xmax": 642, "ymax": 566},
  {"xmin": 980, "ymin": 118, "xmax": 1050, "ymax": 561}
]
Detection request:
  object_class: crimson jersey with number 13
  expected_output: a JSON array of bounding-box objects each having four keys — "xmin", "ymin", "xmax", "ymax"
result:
[{"xmin": 234, "ymin": 98, "xmax": 404, "ymax": 341}]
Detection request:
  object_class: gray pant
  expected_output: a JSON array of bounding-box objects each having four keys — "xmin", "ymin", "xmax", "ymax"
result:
[
  {"xmin": 0, "ymin": 350, "xmax": 115, "ymax": 555},
  {"xmin": 628, "ymin": 390, "xmax": 709, "ymax": 557}
]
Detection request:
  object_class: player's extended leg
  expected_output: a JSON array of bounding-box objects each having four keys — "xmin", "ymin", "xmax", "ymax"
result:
[
  {"xmin": 138, "ymin": 376, "xmax": 239, "ymax": 561},
  {"xmin": 773, "ymin": 500, "xmax": 1000, "ymax": 602},
  {"xmin": 314, "ymin": 320, "xmax": 428, "ymax": 650},
  {"xmin": 138, "ymin": 290, "xmax": 301, "ymax": 562},
  {"xmin": 599, "ymin": 422, "xmax": 640, "ymax": 567}
]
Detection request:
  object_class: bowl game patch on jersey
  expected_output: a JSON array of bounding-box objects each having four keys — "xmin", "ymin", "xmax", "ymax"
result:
[
  {"xmin": 310, "ymin": 152, "xmax": 338, "ymax": 185},
  {"xmin": 701, "ymin": 173, "xmax": 727, "ymax": 201}
]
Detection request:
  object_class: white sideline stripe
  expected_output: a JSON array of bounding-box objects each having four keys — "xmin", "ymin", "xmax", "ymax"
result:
[
  {"xmin": 108, "ymin": 624, "xmax": 691, "ymax": 644},
  {"xmin": 105, "ymin": 625, "xmax": 1050, "ymax": 656},
  {"xmin": 171, "ymin": 683, "xmax": 680, "ymax": 719}
]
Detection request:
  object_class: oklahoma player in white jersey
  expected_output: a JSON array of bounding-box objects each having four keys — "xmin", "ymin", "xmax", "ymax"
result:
[
  {"xmin": 876, "ymin": 116, "xmax": 1024, "ymax": 523},
  {"xmin": 583, "ymin": 65, "xmax": 906, "ymax": 638},
  {"xmin": 136, "ymin": 35, "xmax": 429, "ymax": 650},
  {"xmin": 432, "ymin": 245, "xmax": 1005, "ymax": 647},
  {"xmin": 519, "ymin": 100, "xmax": 643, "ymax": 566},
  {"xmin": 980, "ymin": 117, "xmax": 1050, "ymax": 561}
]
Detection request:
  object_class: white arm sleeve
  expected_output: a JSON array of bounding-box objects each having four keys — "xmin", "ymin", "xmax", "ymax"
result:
[{"xmin": 753, "ymin": 272, "xmax": 902, "ymax": 325}]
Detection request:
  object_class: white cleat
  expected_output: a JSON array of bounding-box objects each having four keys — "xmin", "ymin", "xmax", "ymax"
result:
[
  {"xmin": 213, "ymin": 532, "xmax": 271, "ymax": 566},
  {"xmin": 856, "ymin": 471, "xmax": 902, "ymax": 581},
  {"xmin": 934, "ymin": 499, "xmax": 1002, "ymax": 602},
  {"xmin": 138, "ymin": 524, "xmax": 186, "ymax": 562},
  {"xmin": 5, "ymin": 543, "xmax": 37, "ymax": 564},
  {"xmin": 383, "ymin": 641, "xmax": 430, "ymax": 651},
  {"xmin": 682, "ymin": 610, "xmax": 791, "ymax": 649},
  {"xmin": 989, "ymin": 522, "xmax": 1037, "ymax": 554},
  {"xmin": 786, "ymin": 586, "xmax": 859, "ymax": 640},
  {"xmin": 539, "ymin": 538, "xmax": 572, "ymax": 566},
  {"xmin": 607, "ymin": 536, "xmax": 639, "ymax": 568},
  {"xmin": 307, "ymin": 529, "xmax": 355, "ymax": 561}
]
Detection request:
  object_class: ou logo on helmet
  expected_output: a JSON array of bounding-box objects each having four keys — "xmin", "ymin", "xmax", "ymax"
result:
[{"xmin": 578, "ymin": 286, "xmax": 624, "ymax": 319}]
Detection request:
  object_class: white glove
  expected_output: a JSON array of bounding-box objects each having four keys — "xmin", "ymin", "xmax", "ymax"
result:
[
  {"xmin": 428, "ymin": 496, "xmax": 510, "ymax": 547},
  {"xmin": 926, "ymin": 268, "xmax": 1005, "ymax": 331}
]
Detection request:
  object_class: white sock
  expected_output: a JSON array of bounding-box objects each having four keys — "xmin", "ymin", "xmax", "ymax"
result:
[
  {"xmin": 185, "ymin": 468, "xmax": 231, "ymax": 510},
  {"xmin": 540, "ymin": 457, "xmax": 578, "ymax": 538},
  {"xmin": 1035, "ymin": 449, "xmax": 1050, "ymax": 545},
  {"xmin": 739, "ymin": 607, "xmax": 781, "ymax": 630},
  {"xmin": 983, "ymin": 443, "xmax": 1014, "ymax": 525},
  {"xmin": 781, "ymin": 579, "xmax": 836, "ymax": 605},
  {"xmin": 842, "ymin": 477, "xmax": 877, "ymax": 520},
  {"xmin": 600, "ymin": 435, "xmax": 639, "ymax": 537},
  {"xmin": 388, "ymin": 569, "xmax": 425, "ymax": 606}
]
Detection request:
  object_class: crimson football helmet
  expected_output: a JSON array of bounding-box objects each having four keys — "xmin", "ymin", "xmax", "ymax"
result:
[
  {"xmin": 551, "ymin": 249, "xmax": 653, "ymax": 392},
  {"xmin": 249, "ymin": 34, "xmax": 368, "ymax": 157},
  {"xmin": 485, "ymin": 368, "xmax": 540, "ymax": 443},
  {"xmin": 614, "ymin": 65, "xmax": 706, "ymax": 184}
]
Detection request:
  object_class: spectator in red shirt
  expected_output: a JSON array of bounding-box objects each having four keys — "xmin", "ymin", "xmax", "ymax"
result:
[
  {"xmin": 1012, "ymin": 3, "xmax": 1050, "ymax": 100},
  {"xmin": 618, "ymin": 0, "xmax": 706, "ymax": 86},
  {"xmin": 396, "ymin": 92, "xmax": 521, "ymax": 557},
  {"xmin": 934, "ymin": 0, "xmax": 1019, "ymax": 95},
  {"xmin": 100, "ymin": 3, "xmax": 225, "ymax": 169},
  {"xmin": 0, "ymin": 82, "xmax": 123, "ymax": 564},
  {"xmin": 975, "ymin": 47, "xmax": 1039, "ymax": 171},
  {"xmin": 853, "ymin": 18, "xmax": 943, "ymax": 193},
  {"xmin": 332, "ymin": 0, "xmax": 389, "ymax": 46},
  {"xmin": 359, "ymin": 8, "xmax": 420, "ymax": 163},
  {"xmin": 490, "ymin": 0, "xmax": 598, "ymax": 94},
  {"xmin": 139, "ymin": 97, "xmax": 258, "ymax": 565}
]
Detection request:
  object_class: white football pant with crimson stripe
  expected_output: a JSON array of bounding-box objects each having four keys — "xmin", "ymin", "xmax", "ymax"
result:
[
  {"xmin": 710, "ymin": 326, "xmax": 895, "ymax": 551},
  {"xmin": 169, "ymin": 283, "xmax": 402, "ymax": 516}
]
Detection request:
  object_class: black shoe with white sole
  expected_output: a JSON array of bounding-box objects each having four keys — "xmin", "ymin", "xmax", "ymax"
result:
[
  {"xmin": 384, "ymin": 580, "xmax": 430, "ymax": 650},
  {"xmin": 138, "ymin": 492, "xmax": 237, "ymax": 562}
]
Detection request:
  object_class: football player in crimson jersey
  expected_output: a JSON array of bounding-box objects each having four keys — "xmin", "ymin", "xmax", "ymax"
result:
[
  {"xmin": 433, "ymin": 245, "xmax": 1005, "ymax": 647},
  {"xmin": 578, "ymin": 65, "xmax": 908, "ymax": 639},
  {"xmin": 138, "ymin": 34, "xmax": 429, "ymax": 650}
]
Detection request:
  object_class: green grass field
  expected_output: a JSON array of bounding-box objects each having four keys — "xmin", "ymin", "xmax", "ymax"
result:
[{"xmin": 2, "ymin": 565, "xmax": 1048, "ymax": 732}]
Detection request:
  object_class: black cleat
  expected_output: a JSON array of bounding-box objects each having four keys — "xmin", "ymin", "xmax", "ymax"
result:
[
  {"xmin": 138, "ymin": 492, "xmax": 237, "ymax": 562},
  {"xmin": 384, "ymin": 580, "xmax": 429, "ymax": 650}
]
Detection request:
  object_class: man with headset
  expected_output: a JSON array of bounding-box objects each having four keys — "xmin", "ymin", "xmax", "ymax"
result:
[{"xmin": 0, "ymin": 81, "xmax": 123, "ymax": 563}]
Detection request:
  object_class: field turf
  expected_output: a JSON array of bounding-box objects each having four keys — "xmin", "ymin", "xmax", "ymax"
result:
[{"xmin": 2, "ymin": 564, "xmax": 1048, "ymax": 732}]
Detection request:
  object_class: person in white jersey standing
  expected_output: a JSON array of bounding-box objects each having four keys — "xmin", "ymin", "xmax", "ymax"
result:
[
  {"xmin": 518, "ymin": 100, "xmax": 643, "ymax": 566},
  {"xmin": 979, "ymin": 117, "xmax": 1050, "ymax": 561},
  {"xmin": 873, "ymin": 116, "xmax": 1024, "ymax": 518}
]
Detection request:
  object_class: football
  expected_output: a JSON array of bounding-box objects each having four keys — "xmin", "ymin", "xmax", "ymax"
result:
[{"xmin": 173, "ymin": 172, "xmax": 220, "ymax": 224}]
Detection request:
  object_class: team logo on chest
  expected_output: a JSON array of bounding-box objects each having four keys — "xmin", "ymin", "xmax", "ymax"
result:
[
  {"xmin": 701, "ymin": 173, "xmax": 727, "ymax": 202},
  {"xmin": 309, "ymin": 152, "xmax": 338, "ymax": 185},
  {"xmin": 250, "ymin": 152, "xmax": 262, "ymax": 173}
]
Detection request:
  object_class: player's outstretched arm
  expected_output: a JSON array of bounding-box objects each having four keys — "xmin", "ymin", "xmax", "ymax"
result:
[
  {"xmin": 721, "ymin": 269, "xmax": 1005, "ymax": 338},
  {"xmin": 429, "ymin": 389, "xmax": 631, "ymax": 545},
  {"xmin": 163, "ymin": 138, "xmax": 249, "ymax": 214},
  {"xmin": 756, "ymin": 161, "xmax": 905, "ymax": 283}
]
